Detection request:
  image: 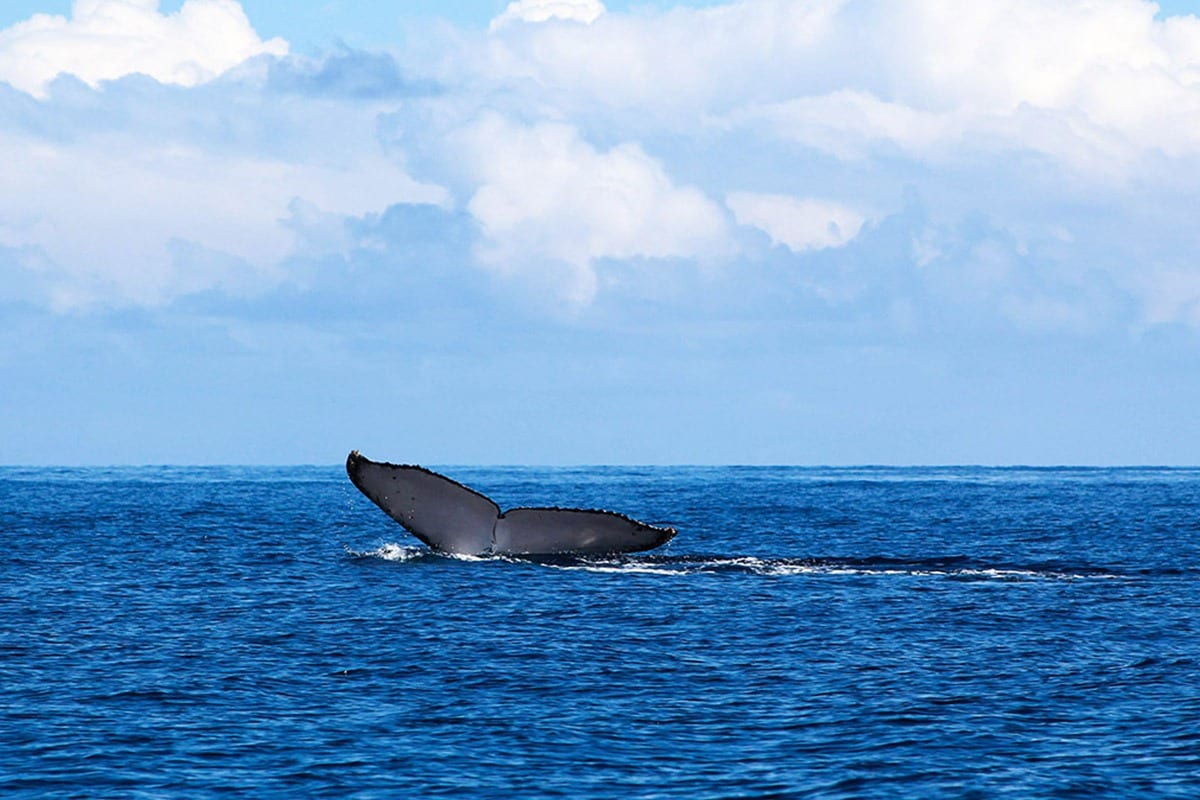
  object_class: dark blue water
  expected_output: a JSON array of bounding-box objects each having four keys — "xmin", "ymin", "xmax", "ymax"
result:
[{"xmin": 2, "ymin": 466, "xmax": 1198, "ymax": 798}]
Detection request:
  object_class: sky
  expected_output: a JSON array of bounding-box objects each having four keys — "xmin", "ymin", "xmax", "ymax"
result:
[{"xmin": 3, "ymin": 0, "xmax": 1200, "ymax": 466}]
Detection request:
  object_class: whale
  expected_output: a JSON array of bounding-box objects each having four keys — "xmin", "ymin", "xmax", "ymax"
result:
[{"xmin": 346, "ymin": 451, "xmax": 678, "ymax": 556}]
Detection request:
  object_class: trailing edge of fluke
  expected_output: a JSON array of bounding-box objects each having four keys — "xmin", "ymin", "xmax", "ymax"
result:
[{"xmin": 346, "ymin": 450, "xmax": 678, "ymax": 556}]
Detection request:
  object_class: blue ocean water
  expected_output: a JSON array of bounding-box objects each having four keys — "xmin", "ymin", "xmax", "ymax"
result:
[{"xmin": 1, "ymin": 465, "xmax": 1198, "ymax": 798}]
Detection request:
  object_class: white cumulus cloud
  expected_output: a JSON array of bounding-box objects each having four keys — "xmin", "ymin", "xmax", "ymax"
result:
[
  {"xmin": 0, "ymin": 77, "xmax": 447, "ymax": 311},
  {"xmin": 7, "ymin": 0, "xmax": 1200, "ymax": 331},
  {"xmin": 727, "ymin": 192, "xmax": 865, "ymax": 252},
  {"xmin": 388, "ymin": 0, "xmax": 1200, "ymax": 327},
  {"xmin": 490, "ymin": 0, "xmax": 606, "ymax": 31},
  {"xmin": 0, "ymin": 138, "xmax": 444, "ymax": 310},
  {"xmin": 0, "ymin": 0, "xmax": 287, "ymax": 97},
  {"xmin": 455, "ymin": 113, "xmax": 730, "ymax": 303},
  {"xmin": 450, "ymin": 0, "xmax": 1200, "ymax": 167}
]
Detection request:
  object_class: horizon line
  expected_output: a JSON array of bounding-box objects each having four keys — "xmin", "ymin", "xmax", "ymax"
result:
[{"xmin": 2, "ymin": 462, "xmax": 1198, "ymax": 470}]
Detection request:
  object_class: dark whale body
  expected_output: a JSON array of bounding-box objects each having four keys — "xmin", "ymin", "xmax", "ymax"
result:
[{"xmin": 346, "ymin": 451, "xmax": 677, "ymax": 556}]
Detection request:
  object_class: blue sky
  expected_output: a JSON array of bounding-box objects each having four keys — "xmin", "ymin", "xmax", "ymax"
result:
[{"xmin": 3, "ymin": 0, "xmax": 1200, "ymax": 465}]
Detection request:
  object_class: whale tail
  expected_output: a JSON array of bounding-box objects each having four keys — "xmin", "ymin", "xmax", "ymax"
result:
[{"xmin": 346, "ymin": 451, "xmax": 677, "ymax": 556}]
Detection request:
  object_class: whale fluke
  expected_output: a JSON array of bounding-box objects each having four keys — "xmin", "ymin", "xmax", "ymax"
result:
[{"xmin": 346, "ymin": 451, "xmax": 677, "ymax": 556}]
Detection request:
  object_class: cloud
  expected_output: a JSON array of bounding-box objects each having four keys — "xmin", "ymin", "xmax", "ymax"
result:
[
  {"xmin": 731, "ymin": 91, "xmax": 956, "ymax": 161},
  {"xmin": 0, "ymin": 138, "xmax": 443, "ymax": 309},
  {"xmin": 470, "ymin": 0, "xmax": 845, "ymax": 124},
  {"xmin": 727, "ymin": 191, "xmax": 866, "ymax": 252},
  {"xmin": 216, "ymin": 201, "xmax": 485, "ymax": 326},
  {"xmin": 453, "ymin": 0, "xmax": 1200, "ymax": 168},
  {"xmin": 0, "ymin": 73, "xmax": 446, "ymax": 310},
  {"xmin": 454, "ymin": 113, "xmax": 731, "ymax": 303},
  {"xmin": 410, "ymin": 0, "xmax": 1200, "ymax": 330},
  {"xmin": 490, "ymin": 0, "xmax": 606, "ymax": 31},
  {"xmin": 0, "ymin": 0, "xmax": 287, "ymax": 97},
  {"xmin": 905, "ymin": 212, "xmax": 1134, "ymax": 335},
  {"xmin": 4, "ymin": 0, "xmax": 1200, "ymax": 338}
]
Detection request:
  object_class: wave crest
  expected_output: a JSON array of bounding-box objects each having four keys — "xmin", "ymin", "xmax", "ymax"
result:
[{"xmin": 348, "ymin": 546, "xmax": 1126, "ymax": 580}]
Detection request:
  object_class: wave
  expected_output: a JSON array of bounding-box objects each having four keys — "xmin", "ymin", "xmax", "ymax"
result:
[{"xmin": 346, "ymin": 545, "xmax": 1129, "ymax": 580}]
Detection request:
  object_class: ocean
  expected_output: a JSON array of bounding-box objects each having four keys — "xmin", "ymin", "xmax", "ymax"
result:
[{"xmin": 2, "ymin": 465, "xmax": 1198, "ymax": 798}]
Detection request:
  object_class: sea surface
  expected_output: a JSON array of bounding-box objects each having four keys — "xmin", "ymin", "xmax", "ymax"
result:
[{"xmin": 2, "ymin": 465, "xmax": 1198, "ymax": 798}]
